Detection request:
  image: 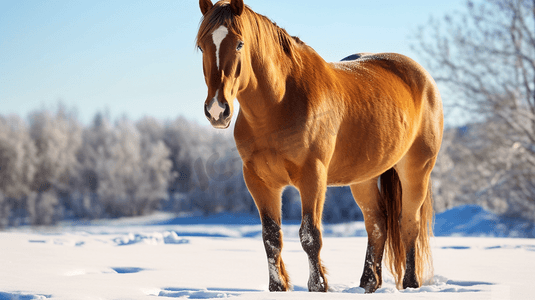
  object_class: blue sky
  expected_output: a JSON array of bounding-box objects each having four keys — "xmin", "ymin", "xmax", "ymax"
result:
[{"xmin": 0, "ymin": 0, "xmax": 463, "ymax": 125}]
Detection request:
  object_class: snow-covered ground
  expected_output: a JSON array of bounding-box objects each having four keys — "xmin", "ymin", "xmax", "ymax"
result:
[{"xmin": 1, "ymin": 205, "xmax": 534, "ymax": 299}]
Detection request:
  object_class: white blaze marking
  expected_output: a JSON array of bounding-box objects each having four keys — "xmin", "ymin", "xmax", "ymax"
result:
[
  {"xmin": 212, "ymin": 26, "xmax": 228, "ymax": 70},
  {"xmin": 207, "ymin": 90, "xmax": 226, "ymax": 120}
]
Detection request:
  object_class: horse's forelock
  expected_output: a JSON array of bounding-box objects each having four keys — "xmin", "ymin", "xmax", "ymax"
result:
[
  {"xmin": 196, "ymin": 2, "xmax": 243, "ymax": 45},
  {"xmin": 196, "ymin": 1, "xmax": 300, "ymax": 63}
]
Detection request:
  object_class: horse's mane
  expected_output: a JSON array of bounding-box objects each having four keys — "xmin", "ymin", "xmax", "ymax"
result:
[{"xmin": 196, "ymin": 1, "xmax": 303, "ymax": 63}]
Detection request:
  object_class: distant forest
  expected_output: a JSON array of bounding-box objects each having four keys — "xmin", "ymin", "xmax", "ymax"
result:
[
  {"xmin": 1, "ymin": 104, "xmax": 534, "ymax": 227},
  {"xmin": 0, "ymin": 107, "xmax": 363, "ymax": 227}
]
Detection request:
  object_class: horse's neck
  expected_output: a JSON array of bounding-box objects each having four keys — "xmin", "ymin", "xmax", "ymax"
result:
[
  {"xmin": 236, "ymin": 51, "xmax": 289, "ymax": 125},
  {"xmin": 238, "ymin": 45, "xmax": 331, "ymax": 128}
]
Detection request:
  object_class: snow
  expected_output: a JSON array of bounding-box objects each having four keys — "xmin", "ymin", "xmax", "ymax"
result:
[
  {"xmin": 434, "ymin": 205, "xmax": 535, "ymax": 238},
  {"xmin": 1, "ymin": 206, "xmax": 534, "ymax": 299}
]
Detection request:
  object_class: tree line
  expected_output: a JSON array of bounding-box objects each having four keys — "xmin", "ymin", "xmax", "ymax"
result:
[
  {"xmin": 0, "ymin": 108, "xmax": 246, "ymax": 226},
  {"xmin": 0, "ymin": 107, "xmax": 365, "ymax": 227}
]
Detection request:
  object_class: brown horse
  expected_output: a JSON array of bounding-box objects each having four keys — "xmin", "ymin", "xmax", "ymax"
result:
[{"xmin": 196, "ymin": 0, "xmax": 443, "ymax": 293}]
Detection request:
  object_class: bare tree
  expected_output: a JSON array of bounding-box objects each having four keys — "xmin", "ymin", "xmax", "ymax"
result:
[
  {"xmin": 415, "ymin": 0, "xmax": 535, "ymax": 219},
  {"xmin": 0, "ymin": 115, "xmax": 37, "ymax": 226},
  {"xmin": 0, "ymin": 115, "xmax": 37, "ymax": 199},
  {"xmin": 76, "ymin": 115, "xmax": 172, "ymax": 218},
  {"xmin": 29, "ymin": 107, "xmax": 82, "ymax": 194},
  {"xmin": 27, "ymin": 107, "xmax": 82, "ymax": 224}
]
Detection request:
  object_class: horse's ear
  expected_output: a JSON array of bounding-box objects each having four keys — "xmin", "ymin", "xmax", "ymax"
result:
[
  {"xmin": 199, "ymin": 0, "xmax": 214, "ymax": 15},
  {"xmin": 230, "ymin": 0, "xmax": 244, "ymax": 16}
]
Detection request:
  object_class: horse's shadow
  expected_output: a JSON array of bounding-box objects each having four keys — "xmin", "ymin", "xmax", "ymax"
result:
[
  {"xmin": 157, "ymin": 287, "xmax": 263, "ymax": 298},
  {"xmin": 360, "ymin": 277, "xmax": 493, "ymax": 294},
  {"xmin": 326, "ymin": 277, "xmax": 494, "ymax": 294},
  {"xmin": 158, "ymin": 278, "xmax": 494, "ymax": 297},
  {"xmin": 445, "ymin": 280, "xmax": 494, "ymax": 287}
]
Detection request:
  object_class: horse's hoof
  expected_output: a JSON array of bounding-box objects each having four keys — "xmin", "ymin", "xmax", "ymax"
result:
[
  {"xmin": 269, "ymin": 281, "xmax": 288, "ymax": 292},
  {"xmin": 360, "ymin": 283, "xmax": 379, "ymax": 294},
  {"xmin": 360, "ymin": 278, "xmax": 379, "ymax": 293},
  {"xmin": 360, "ymin": 269, "xmax": 380, "ymax": 293},
  {"xmin": 402, "ymin": 274, "xmax": 419, "ymax": 289},
  {"xmin": 308, "ymin": 284, "xmax": 327, "ymax": 292},
  {"xmin": 308, "ymin": 278, "xmax": 328, "ymax": 292}
]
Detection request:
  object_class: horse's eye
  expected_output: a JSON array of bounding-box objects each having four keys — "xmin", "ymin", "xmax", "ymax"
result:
[
  {"xmin": 236, "ymin": 41, "xmax": 244, "ymax": 51},
  {"xmin": 198, "ymin": 46, "xmax": 203, "ymax": 53}
]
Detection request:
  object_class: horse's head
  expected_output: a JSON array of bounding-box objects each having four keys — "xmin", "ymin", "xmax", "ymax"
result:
[{"xmin": 197, "ymin": 0, "xmax": 249, "ymax": 129}]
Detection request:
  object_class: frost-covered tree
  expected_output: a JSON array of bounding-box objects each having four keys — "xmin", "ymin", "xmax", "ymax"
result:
[
  {"xmin": 136, "ymin": 117, "xmax": 173, "ymax": 207},
  {"xmin": 29, "ymin": 107, "xmax": 82, "ymax": 191},
  {"xmin": 162, "ymin": 116, "xmax": 249, "ymax": 214},
  {"xmin": 137, "ymin": 116, "xmax": 165, "ymax": 144},
  {"xmin": 282, "ymin": 186, "xmax": 301, "ymax": 220},
  {"xmin": 76, "ymin": 115, "xmax": 172, "ymax": 218},
  {"xmin": 0, "ymin": 191, "xmax": 7, "ymax": 227},
  {"xmin": 164, "ymin": 117, "xmax": 217, "ymax": 194},
  {"xmin": 0, "ymin": 115, "xmax": 37, "ymax": 226},
  {"xmin": 415, "ymin": 0, "xmax": 535, "ymax": 219},
  {"xmin": 0, "ymin": 115, "xmax": 37, "ymax": 199},
  {"xmin": 434, "ymin": 120, "xmax": 535, "ymax": 219},
  {"xmin": 27, "ymin": 107, "xmax": 82, "ymax": 224},
  {"xmin": 324, "ymin": 187, "xmax": 363, "ymax": 223},
  {"xmin": 26, "ymin": 190, "xmax": 59, "ymax": 226}
]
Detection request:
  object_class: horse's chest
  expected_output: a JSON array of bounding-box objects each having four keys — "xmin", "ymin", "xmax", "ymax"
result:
[
  {"xmin": 244, "ymin": 147, "xmax": 295, "ymax": 186},
  {"xmin": 236, "ymin": 122, "xmax": 310, "ymax": 185}
]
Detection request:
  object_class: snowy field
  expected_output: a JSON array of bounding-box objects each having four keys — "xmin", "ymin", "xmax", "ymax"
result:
[{"xmin": 1, "ymin": 206, "xmax": 535, "ymax": 300}]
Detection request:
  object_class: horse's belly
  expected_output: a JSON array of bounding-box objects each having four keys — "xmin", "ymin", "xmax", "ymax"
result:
[
  {"xmin": 326, "ymin": 158, "xmax": 387, "ymax": 186},
  {"xmin": 326, "ymin": 135, "xmax": 408, "ymax": 186}
]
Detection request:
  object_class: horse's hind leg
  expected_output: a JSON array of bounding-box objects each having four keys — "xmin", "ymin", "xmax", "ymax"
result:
[
  {"xmin": 350, "ymin": 178, "xmax": 386, "ymax": 293},
  {"xmin": 298, "ymin": 159, "xmax": 328, "ymax": 292},
  {"xmin": 396, "ymin": 152, "xmax": 436, "ymax": 289},
  {"xmin": 243, "ymin": 166, "xmax": 290, "ymax": 291}
]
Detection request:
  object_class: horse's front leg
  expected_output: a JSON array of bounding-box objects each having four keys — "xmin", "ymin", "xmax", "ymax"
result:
[
  {"xmin": 298, "ymin": 159, "xmax": 328, "ymax": 292},
  {"xmin": 243, "ymin": 166, "xmax": 290, "ymax": 291}
]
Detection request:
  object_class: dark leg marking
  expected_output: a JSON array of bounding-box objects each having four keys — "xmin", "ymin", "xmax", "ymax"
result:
[
  {"xmin": 403, "ymin": 247, "xmax": 419, "ymax": 289},
  {"xmin": 262, "ymin": 216, "xmax": 288, "ymax": 291},
  {"xmin": 359, "ymin": 242, "xmax": 382, "ymax": 293},
  {"xmin": 299, "ymin": 214, "xmax": 328, "ymax": 292}
]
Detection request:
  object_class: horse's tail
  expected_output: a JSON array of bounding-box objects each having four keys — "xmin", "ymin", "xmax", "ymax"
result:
[{"xmin": 380, "ymin": 168, "xmax": 434, "ymax": 289}]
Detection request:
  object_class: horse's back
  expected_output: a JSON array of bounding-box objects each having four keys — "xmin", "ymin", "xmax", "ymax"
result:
[
  {"xmin": 326, "ymin": 53, "xmax": 443, "ymax": 185},
  {"xmin": 334, "ymin": 52, "xmax": 442, "ymax": 131},
  {"xmin": 340, "ymin": 53, "xmax": 374, "ymax": 61},
  {"xmin": 337, "ymin": 53, "xmax": 438, "ymax": 98}
]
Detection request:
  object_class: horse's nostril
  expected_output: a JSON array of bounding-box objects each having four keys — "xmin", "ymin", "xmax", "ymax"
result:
[
  {"xmin": 223, "ymin": 103, "xmax": 230, "ymax": 119},
  {"xmin": 204, "ymin": 103, "xmax": 211, "ymax": 119}
]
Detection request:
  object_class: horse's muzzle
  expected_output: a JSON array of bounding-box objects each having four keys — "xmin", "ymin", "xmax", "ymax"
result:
[{"xmin": 204, "ymin": 100, "xmax": 231, "ymax": 129}]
